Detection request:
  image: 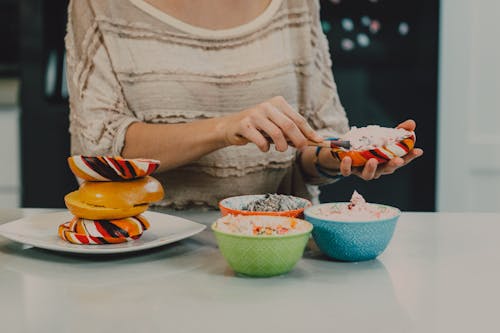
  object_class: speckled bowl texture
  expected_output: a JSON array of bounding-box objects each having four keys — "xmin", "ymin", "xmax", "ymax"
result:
[
  {"xmin": 219, "ymin": 194, "xmax": 312, "ymax": 218},
  {"xmin": 212, "ymin": 217, "xmax": 313, "ymax": 277},
  {"xmin": 304, "ymin": 203, "xmax": 400, "ymax": 262}
]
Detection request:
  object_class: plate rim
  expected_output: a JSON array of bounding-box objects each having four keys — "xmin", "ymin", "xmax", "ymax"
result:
[{"xmin": 0, "ymin": 210, "xmax": 206, "ymax": 254}]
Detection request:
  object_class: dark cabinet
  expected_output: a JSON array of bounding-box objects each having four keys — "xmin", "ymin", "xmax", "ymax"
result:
[
  {"xmin": 319, "ymin": 0, "xmax": 439, "ymax": 211},
  {"xmin": 20, "ymin": 0, "xmax": 76, "ymax": 207}
]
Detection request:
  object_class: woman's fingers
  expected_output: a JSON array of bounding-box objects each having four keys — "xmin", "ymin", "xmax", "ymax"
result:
[
  {"xmin": 255, "ymin": 111, "xmax": 289, "ymax": 152},
  {"xmin": 369, "ymin": 148, "xmax": 423, "ymax": 179},
  {"xmin": 381, "ymin": 157, "xmax": 404, "ymax": 173},
  {"xmin": 334, "ymin": 143, "xmax": 423, "ymax": 181},
  {"xmin": 270, "ymin": 96, "xmax": 323, "ymax": 142},
  {"xmin": 340, "ymin": 157, "xmax": 352, "ymax": 176},
  {"xmin": 227, "ymin": 96, "xmax": 321, "ymax": 152},
  {"xmin": 396, "ymin": 119, "xmax": 416, "ymax": 131},
  {"xmin": 373, "ymin": 157, "xmax": 404, "ymax": 178},
  {"xmin": 239, "ymin": 125, "xmax": 270, "ymax": 152},
  {"xmin": 402, "ymin": 148, "xmax": 424, "ymax": 165},
  {"xmin": 375, "ymin": 149, "xmax": 422, "ymax": 177},
  {"xmin": 341, "ymin": 157, "xmax": 379, "ymax": 180},
  {"xmin": 263, "ymin": 103, "xmax": 307, "ymax": 150},
  {"xmin": 360, "ymin": 158, "xmax": 378, "ymax": 180}
]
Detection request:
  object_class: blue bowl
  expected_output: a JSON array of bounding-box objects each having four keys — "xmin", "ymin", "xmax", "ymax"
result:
[{"xmin": 304, "ymin": 203, "xmax": 400, "ymax": 262}]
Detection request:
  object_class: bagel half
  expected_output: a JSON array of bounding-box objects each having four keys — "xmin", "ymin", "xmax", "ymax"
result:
[
  {"xmin": 64, "ymin": 176, "xmax": 164, "ymax": 220},
  {"xmin": 331, "ymin": 133, "xmax": 416, "ymax": 167},
  {"xmin": 58, "ymin": 215, "xmax": 150, "ymax": 245},
  {"xmin": 68, "ymin": 156, "xmax": 160, "ymax": 181}
]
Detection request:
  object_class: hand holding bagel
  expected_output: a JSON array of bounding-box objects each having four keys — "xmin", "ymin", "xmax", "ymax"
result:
[{"xmin": 336, "ymin": 120, "xmax": 424, "ymax": 180}]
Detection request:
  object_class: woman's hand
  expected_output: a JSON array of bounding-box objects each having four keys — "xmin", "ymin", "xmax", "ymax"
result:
[
  {"xmin": 339, "ymin": 119, "xmax": 424, "ymax": 180},
  {"xmin": 218, "ymin": 96, "xmax": 323, "ymax": 152}
]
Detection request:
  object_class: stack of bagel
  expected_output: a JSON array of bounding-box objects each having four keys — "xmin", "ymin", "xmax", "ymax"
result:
[{"xmin": 59, "ymin": 156, "xmax": 164, "ymax": 245}]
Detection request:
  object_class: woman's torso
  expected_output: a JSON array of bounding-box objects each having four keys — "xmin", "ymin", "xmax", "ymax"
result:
[{"xmin": 71, "ymin": 0, "xmax": 335, "ymax": 208}]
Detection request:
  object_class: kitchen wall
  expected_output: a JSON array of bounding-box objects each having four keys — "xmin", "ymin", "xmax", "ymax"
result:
[
  {"xmin": 438, "ymin": 0, "xmax": 500, "ymax": 212},
  {"xmin": 0, "ymin": 79, "xmax": 20, "ymax": 208},
  {"xmin": 0, "ymin": 0, "xmax": 20, "ymax": 208}
]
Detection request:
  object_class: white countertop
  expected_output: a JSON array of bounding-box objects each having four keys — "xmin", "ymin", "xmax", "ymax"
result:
[{"xmin": 0, "ymin": 209, "xmax": 499, "ymax": 333}]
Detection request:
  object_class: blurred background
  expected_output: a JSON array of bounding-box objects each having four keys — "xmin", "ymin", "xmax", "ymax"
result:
[{"xmin": 0, "ymin": 0, "xmax": 498, "ymax": 212}]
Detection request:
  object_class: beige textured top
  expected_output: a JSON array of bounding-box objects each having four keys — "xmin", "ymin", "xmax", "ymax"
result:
[{"xmin": 65, "ymin": 0, "xmax": 349, "ymax": 209}]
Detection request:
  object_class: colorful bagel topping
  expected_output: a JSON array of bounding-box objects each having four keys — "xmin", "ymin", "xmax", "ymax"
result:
[
  {"xmin": 58, "ymin": 215, "xmax": 150, "ymax": 245},
  {"xmin": 68, "ymin": 156, "xmax": 159, "ymax": 181}
]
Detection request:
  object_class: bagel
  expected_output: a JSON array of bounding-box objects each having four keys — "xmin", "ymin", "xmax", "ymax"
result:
[
  {"xmin": 64, "ymin": 176, "xmax": 164, "ymax": 220},
  {"xmin": 58, "ymin": 215, "xmax": 150, "ymax": 245},
  {"xmin": 68, "ymin": 156, "xmax": 160, "ymax": 181},
  {"xmin": 330, "ymin": 126, "xmax": 416, "ymax": 167}
]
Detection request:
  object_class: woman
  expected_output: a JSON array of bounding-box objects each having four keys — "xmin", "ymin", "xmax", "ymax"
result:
[{"xmin": 66, "ymin": 0, "xmax": 422, "ymax": 208}]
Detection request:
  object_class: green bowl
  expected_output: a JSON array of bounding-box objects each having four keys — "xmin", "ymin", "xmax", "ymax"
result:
[{"xmin": 212, "ymin": 217, "xmax": 312, "ymax": 277}]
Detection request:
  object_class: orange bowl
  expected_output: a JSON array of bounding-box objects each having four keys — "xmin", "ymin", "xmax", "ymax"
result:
[{"xmin": 219, "ymin": 194, "xmax": 312, "ymax": 218}]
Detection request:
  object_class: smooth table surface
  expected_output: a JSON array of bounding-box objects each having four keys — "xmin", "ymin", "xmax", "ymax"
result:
[{"xmin": 0, "ymin": 209, "xmax": 499, "ymax": 333}]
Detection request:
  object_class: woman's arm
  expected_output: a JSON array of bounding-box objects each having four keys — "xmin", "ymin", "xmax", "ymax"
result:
[
  {"xmin": 122, "ymin": 119, "xmax": 227, "ymax": 172},
  {"xmin": 123, "ymin": 96, "xmax": 323, "ymax": 173},
  {"xmin": 298, "ymin": 145, "xmax": 340, "ymax": 180}
]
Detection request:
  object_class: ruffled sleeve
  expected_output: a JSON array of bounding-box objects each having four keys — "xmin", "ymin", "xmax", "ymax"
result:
[{"xmin": 66, "ymin": 0, "xmax": 138, "ymax": 156}]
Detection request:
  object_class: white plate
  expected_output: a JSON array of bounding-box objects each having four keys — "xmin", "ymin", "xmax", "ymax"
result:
[{"xmin": 0, "ymin": 211, "xmax": 206, "ymax": 254}]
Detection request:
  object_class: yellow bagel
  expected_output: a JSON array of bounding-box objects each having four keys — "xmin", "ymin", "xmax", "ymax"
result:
[
  {"xmin": 77, "ymin": 176, "xmax": 164, "ymax": 209},
  {"xmin": 64, "ymin": 191, "xmax": 149, "ymax": 220},
  {"xmin": 64, "ymin": 176, "xmax": 164, "ymax": 220}
]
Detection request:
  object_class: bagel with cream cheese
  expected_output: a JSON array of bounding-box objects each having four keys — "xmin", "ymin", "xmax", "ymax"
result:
[{"xmin": 330, "ymin": 126, "xmax": 416, "ymax": 167}]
